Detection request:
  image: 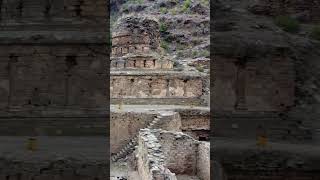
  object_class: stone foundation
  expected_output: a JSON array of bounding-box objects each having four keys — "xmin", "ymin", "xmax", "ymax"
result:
[
  {"xmin": 136, "ymin": 129, "xmax": 210, "ymax": 180},
  {"xmin": 111, "ymin": 71, "xmax": 207, "ymax": 105},
  {"xmin": 111, "ymin": 54, "xmax": 173, "ymax": 70},
  {"xmin": 110, "ymin": 110, "xmax": 181, "ymax": 154},
  {"xmin": 137, "ymin": 129, "xmax": 177, "ymax": 180}
]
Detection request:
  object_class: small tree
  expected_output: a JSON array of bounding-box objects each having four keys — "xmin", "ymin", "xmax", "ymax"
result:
[
  {"xmin": 275, "ymin": 16, "xmax": 300, "ymax": 33},
  {"xmin": 159, "ymin": 22, "xmax": 168, "ymax": 33},
  {"xmin": 310, "ymin": 25, "xmax": 320, "ymax": 41}
]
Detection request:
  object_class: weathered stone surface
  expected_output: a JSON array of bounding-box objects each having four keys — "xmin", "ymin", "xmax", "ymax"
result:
[
  {"xmin": 0, "ymin": 0, "xmax": 108, "ymax": 135},
  {"xmin": 110, "ymin": 3, "xmax": 210, "ymax": 179},
  {"xmin": 136, "ymin": 129, "xmax": 210, "ymax": 180},
  {"xmin": 249, "ymin": 0, "xmax": 320, "ymax": 22}
]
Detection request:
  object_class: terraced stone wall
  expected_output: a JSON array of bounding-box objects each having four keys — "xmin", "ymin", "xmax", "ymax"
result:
[
  {"xmin": 111, "ymin": 73, "xmax": 207, "ymax": 105},
  {"xmin": 110, "ymin": 111, "xmax": 181, "ymax": 153},
  {"xmin": 137, "ymin": 129, "xmax": 177, "ymax": 180},
  {"xmin": 179, "ymin": 109, "xmax": 210, "ymax": 140},
  {"xmin": 137, "ymin": 129, "xmax": 210, "ymax": 179},
  {"xmin": 110, "ymin": 111, "xmax": 156, "ymax": 153},
  {"xmin": 111, "ymin": 56, "xmax": 173, "ymax": 70},
  {"xmin": 111, "ymin": 35, "xmax": 153, "ymax": 57}
]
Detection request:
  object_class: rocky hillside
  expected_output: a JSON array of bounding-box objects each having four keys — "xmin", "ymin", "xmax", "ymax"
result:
[
  {"xmin": 111, "ymin": 0, "xmax": 320, "ymax": 138},
  {"xmin": 111, "ymin": 0, "xmax": 210, "ymax": 71}
]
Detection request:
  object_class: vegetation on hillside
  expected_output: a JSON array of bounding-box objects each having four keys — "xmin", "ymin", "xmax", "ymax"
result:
[{"xmin": 275, "ymin": 16, "xmax": 300, "ymax": 33}]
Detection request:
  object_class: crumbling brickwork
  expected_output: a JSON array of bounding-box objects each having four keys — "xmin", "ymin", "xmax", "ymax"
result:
[
  {"xmin": 136, "ymin": 129, "xmax": 210, "ymax": 180},
  {"xmin": 110, "ymin": 110, "xmax": 181, "ymax": 154},
  {"xmin": 197, "ymin": 142, "xmax": 210, "ymax": 180},
  {"xmin": 111, "ymin": 111, "xmax": 157, "ymax": 153},
  {"xmin": 137, "ymin": 129, "xmax": 177, "ymax": 180},
  {"xmin": 111, "ymin": 73, "xmax": 205, "ymax": 102}
]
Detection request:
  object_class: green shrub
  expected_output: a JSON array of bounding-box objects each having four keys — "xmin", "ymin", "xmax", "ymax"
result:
[
  {"xmin": 310, "ymin": 25, "xmax": 320, "ymax": 41},
  {"xmin": 199, "ymin": 50, "xmax": 210, "ymax": 57},
  {"xmin": 159, "ymin": 22, "xmax": 168, "ymax": 33},
  {"xmin": 275, "ymin": 16, "xmax": 300, "ymax": 33},
  {"xmin": 170, "ymin": 7, "xmax": 178, "ymax": 15},
  {"xmin": 130, "ymin": 0, "xmax": 143, "ymax": 4},
  {"xmin": 196, "ymin": 65, "xmax": 204, "ymax": 72},
  {"xmin": 177, "ymin": 51, "xmax": 184, "ymax": 58},
  {"xmin": 161, "ymin": 41, "xmax": 169, "ymax": 51},
  {"xmin": 182, "ymin": 0, "xmax": 192, "ymax": 13},
  {"xmin": 192, "ymin": 51, "xmax": 198, "ymax": 58},
  {"xmin": 200, "ymin": 0, "xmax": 209, "ymax": 6},
  {"xmin": 160, "ymin": 7, "xmax": 168, "ymax": 14}
]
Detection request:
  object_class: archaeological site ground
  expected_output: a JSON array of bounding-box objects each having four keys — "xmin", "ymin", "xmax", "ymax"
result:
[{"xmin": 110, "ymin": 1, "xmax": 210, "ymax": 179}]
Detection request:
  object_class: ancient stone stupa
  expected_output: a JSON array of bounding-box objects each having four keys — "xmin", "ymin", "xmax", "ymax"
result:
[
  {"xmin": 110, "ymin": 16, "xmax": 210, "ymax": 180},
  {"xmin": 111, "ymin": 16, "xmax": 173, "ymax": 70},
  {"xmin": 110, "ymin": 16, "xmax": 208, "ymax": 105}
]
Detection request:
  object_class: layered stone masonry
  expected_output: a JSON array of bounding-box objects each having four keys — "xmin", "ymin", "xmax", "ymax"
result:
[
  {"xmin": 111, "ymin": 55, "xmax": 173, "ymax": 70},
  {"xmin": 137, "ymin": 129, "xmax": 177, "ymax": 180},
  {"xmin": 111, "ymin": 72, "xmax": 204, "ymax": 99},
  {"xmin": 112, "ymin": 16, "xmax": 161, "ymax": 52},
  {"xmin": 110, "ymin": 16, "xmax": 210, "ymax": 180},
  {"xmin": 136, "ymin": 129, "xmax": 210, "ymax": 180},
  {"xmin": 110, "ymin": 110, "xmax": 181, "ymax": 155},
  {"xmin": 110, "ymin": 16, "xmax": 208, "ymax": 106},
  {"xmin": 178, "ymin": 109, "xmax": 210, "ymax": 140}
]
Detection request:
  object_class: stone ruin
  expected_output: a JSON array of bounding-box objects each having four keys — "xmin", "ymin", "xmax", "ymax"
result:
[
  {"xmin": 110, "ymin": 16, "xmax": 209, "ymax": 106},
  {"xmin": 110, "ymin": 16, "xmax": 210, "ymax": 180},
  {"xmin": 0, "ymin": 0, "xmax": 108, "ymax": 179},
  {"xmin": 0, "ymin": 0, "xmax": 108, "ymax": 136},
  {"xmin": 137, "ymin": 129, "xmax": 209, "ymax": 180}
]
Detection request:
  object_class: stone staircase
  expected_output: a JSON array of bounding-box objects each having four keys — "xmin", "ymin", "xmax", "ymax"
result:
[{"xmin": 111, "ymin": 113, "xmax": 163, "ymax": 162}]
